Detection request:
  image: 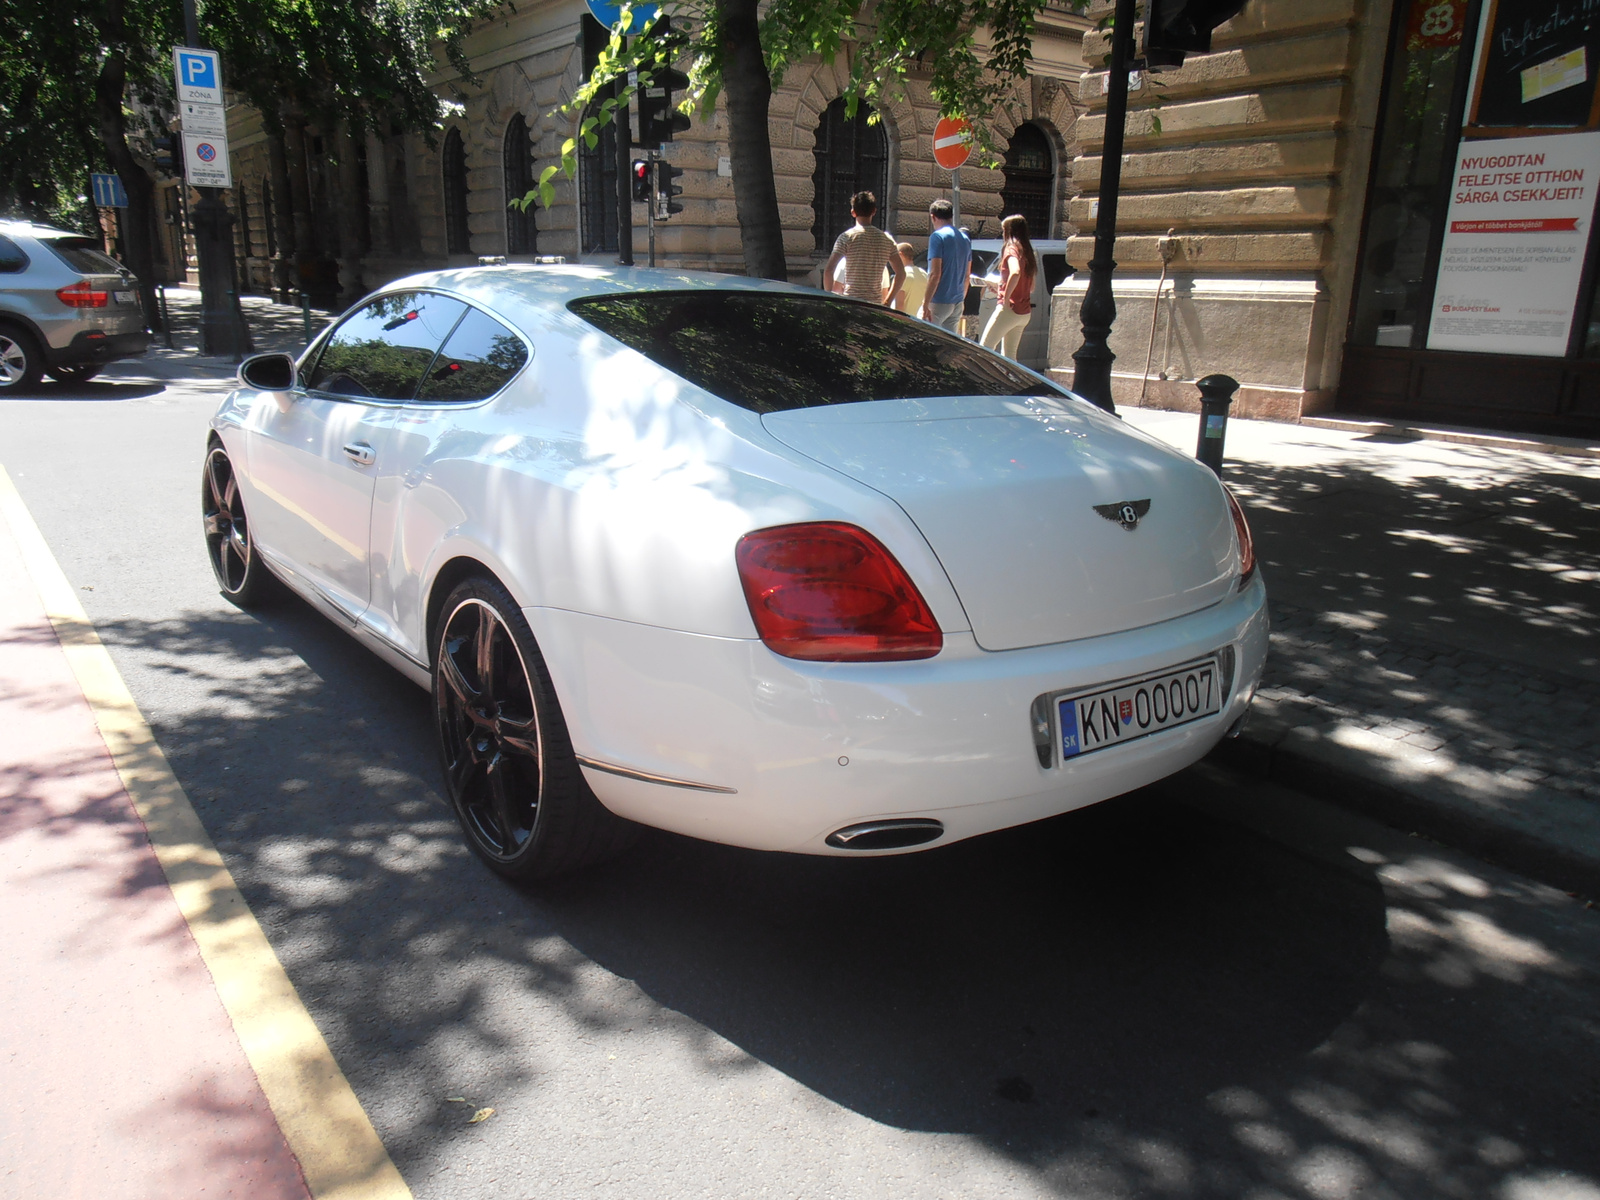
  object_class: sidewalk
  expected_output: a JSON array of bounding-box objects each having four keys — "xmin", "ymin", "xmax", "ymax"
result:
[{"xmin": 1123, "ymin": 407, "xmax": 1600, "ymax": 897}]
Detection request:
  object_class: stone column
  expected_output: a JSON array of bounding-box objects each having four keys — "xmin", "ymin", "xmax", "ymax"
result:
[{"xmin": 365, "ymin": 130, "xmax": 392, "ymax": 258}]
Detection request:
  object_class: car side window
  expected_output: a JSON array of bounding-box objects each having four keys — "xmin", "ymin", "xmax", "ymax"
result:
[
  {"xmin": 305, "ymin": 292, "xmax": 467, "ymax": 401},
  {"xmin": 413, "ymin": 306, "xmax": 529, "ymax": 404},
  {"xmin": 0, "ymin": 235, "xmax": 27, "ymax": 274}
]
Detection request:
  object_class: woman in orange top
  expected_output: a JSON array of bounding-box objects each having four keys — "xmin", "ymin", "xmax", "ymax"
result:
[{"xmin": 980, "ymin": 214, "xmax": 1037, "ymax": 359}]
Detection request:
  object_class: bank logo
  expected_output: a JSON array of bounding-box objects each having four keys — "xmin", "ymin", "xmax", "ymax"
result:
[{"xmin": 1094, "ymin": 499, "xmax": 1151, "ymax": 531}]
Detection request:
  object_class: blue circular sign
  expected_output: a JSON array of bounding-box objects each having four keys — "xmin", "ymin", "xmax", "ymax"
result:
[{"xmin": 584, "ymin": 0, "xmax": 659, "ymax": 30}]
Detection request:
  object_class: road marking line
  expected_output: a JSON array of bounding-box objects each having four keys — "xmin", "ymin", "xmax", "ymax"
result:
[{"xmin": 0, "ymin": 465, "xmax": 412, "ymax": 1200}]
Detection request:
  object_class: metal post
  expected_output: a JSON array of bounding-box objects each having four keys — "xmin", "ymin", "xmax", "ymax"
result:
[
  {"xmin": 158, "ymin": 284, "xmax": 174, "ymax": 349},
  {"xmin": 1071, "ymin": 0, "xmax": 1137, "ymax": 415},
  {"xmin": 951, "ymin": 167, "xmax": 961, "ymax": 227},
  {"xmin": 614, "ymin": 70, "xmax": 634, "ymax": 266},
  {"xmin": 181, "ymin": 0, "xmax": 252, "ymax": 358},
  {"xmin": 647, "ymin": 150, "xmax": 658, "ymax": 268},
  {"xmin": 1195, "ymin": 373, "xmax": 1238, "ymax": 477}
]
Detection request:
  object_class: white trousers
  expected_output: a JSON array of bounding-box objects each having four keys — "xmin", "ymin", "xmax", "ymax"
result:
[{"xmin": 980, "ymin": 304, "xmax": 1030, "ymax": 359}]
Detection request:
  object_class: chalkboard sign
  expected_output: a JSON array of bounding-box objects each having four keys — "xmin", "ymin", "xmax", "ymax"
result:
[{"xmin": 1467, "ymin": 0, "xmax": 1600, "ymax": 134}]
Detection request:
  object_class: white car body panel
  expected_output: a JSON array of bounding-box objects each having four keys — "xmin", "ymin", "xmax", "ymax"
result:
[{"xmin": 209, "ymin": 264, "xmax": 1268, "ymax": 855}]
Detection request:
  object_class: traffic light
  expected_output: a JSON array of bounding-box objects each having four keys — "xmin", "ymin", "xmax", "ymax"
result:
[
  {"xmin": 631, "ymin": 159, "xmax": 652, "ymax": 203},
  {"xmin": 655, "ymin": 161, "xmax": 683, "ymax": 219},
  {"xmin": 636, "ymin": 67, "xmax": 691, "ymax": 149},
  {"xmin": 152, "ymin": 133, "xmax": 178, "ymax": 173},
  {"xmin": 1140, "ymin": 0, "xmax": 1248, "ymax": 70}
]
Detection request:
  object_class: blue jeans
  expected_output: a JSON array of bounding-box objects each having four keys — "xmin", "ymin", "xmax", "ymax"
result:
[{"xmin": 926, "ymin": 301, "xmax": 965, "ymax": 336}]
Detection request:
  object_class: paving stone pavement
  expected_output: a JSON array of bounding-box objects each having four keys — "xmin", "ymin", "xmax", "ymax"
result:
[
  {"xmin": 1259, "ymin": 599, "xmax": 1600, "ymax": 804},
  {"xmin": 1123, "ymin": 406, "xmax": 1600, "ymax": 895}
]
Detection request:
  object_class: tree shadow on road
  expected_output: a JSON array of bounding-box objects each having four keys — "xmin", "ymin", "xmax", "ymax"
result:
[
  {"xmin": 71, "ymin": 585, "xmax": 1600, "ymax": 1199},
  {"xmin": 2, "ymin": 378, "xmax": 167, "ymax": 401}
]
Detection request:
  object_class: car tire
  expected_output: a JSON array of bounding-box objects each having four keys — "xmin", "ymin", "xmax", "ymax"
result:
[
  {"xmin": 48, "ymin": 364, "xmax": 103, "ymax": 384},
  {"xmin": 0, "ymin": 324, "xmax": 45, "ymax": 391},
  {"xmin": 432, "ymin": 576, "xmax": 638, "ymax": 882},
  {"xmin": 201, "ymin": 442, "xmax": 277, "ymax": 608}
]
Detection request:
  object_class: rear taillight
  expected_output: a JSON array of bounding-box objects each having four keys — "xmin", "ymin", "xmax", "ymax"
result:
[
  {"xmin": 1223, "ymin": 485, "xmax": 1256, "ymax": 586},
  {"xmin": 56, "ymin": 280, "xmax": 109, "ymax": 308},
  {"xmin": 735, "ymin": 522, "xmax": 943, "ymax": 662}
]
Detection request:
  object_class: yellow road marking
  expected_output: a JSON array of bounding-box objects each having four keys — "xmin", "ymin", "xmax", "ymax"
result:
[{"xmin": 0, "ymin": 465, "xmax": 412, "ymax": 1200}]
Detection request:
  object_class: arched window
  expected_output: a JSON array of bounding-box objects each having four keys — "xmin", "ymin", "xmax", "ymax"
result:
[
  {"xmin": 442, "ymin": 128, "xmax": 470, "ymax": 256},
  {"xmin": 1000, "ymin": 123, "xmax": 1055, "ymax": 237},
  {"xmin": 578, "ymin": 15, "xmax": 617, "ymax": 255},
  {"xmin": 811, "ymin": 98, "xmax": 889, "ymax": 255},
  {"xmin": 504, "ymin": 115, "xmax": 536, "ymax": 255}
]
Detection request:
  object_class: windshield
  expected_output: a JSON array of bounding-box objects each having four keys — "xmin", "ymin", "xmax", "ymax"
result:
[
  {"xmin": 568, "ymin": 290, "xmax": 1066, "ymax": 414},
  {"xmin": 45, "ymin": 237, "xmax": 126, "ymax": 276}
]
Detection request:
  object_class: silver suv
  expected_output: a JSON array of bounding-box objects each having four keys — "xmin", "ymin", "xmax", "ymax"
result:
[{"xmin": 0, "ymin": 219, "xmax": 151, "ymax": 389}]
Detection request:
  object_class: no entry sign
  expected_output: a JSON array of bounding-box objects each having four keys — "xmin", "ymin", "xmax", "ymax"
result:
[{"xmin": 933, "ymin": 117, "xmax": 973, "ymax": 170}]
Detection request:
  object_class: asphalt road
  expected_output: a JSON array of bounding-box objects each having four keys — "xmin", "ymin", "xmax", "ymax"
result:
[{"xmin": 3, "ymin": 358, "xmax": 1598, "ymax": 1200}]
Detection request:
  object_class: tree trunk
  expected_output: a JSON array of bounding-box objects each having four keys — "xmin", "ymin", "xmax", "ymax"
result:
[
  {"xmin": 266, "ymin": 126, "xmax": 296, "ymax": 303},
  {"xmin": 92, "ymin": 50, "xmax": 162, "ymax": 329},
  {"xmin": 717, "ymin": 0, "xmax": 787, "ymax": 280}
]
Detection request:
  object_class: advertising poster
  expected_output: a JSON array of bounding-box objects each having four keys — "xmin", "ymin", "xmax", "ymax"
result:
[{"xmin": 1426, "ymin": 129, "xmax": 1600, "ymax": 355}]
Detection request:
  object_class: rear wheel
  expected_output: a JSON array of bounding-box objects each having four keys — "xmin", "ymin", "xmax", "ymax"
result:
[
  {"xmin": 432, "ymin": 576, "xmax": 636, "ymax": 882},
  {"xmin": 0, "ymin": 326, "xmax": 44, "ymax": 391},
  {"xmin": 48, "ymin": 364, "xmax": 103, "ymax": 384},
  {"xmin": 201, "ymin": 443, "xmax": 276, "ymax": 608}
]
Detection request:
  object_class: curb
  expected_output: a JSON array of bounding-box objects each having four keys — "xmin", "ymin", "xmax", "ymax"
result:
[
  {"xmin": 1298, "ymin": 415, "xmax": 1600, "ymax": 460},
  {"xmin": 1210, "ymin": 724, "xmax": 1600, "ymax": 901}
]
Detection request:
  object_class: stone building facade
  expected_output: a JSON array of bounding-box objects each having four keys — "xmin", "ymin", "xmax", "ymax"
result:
[
  {"xmin": 1051, "ymin": 0, "xmax": 1600, "ymax": 439},
  {"xmin": 219, "ymin": 1, "xmax": 1090, "ymax": 306}
]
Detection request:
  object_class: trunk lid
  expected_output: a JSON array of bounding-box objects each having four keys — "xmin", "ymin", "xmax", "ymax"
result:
[{"xmin": 762, "ymin": 395, "xmax": 1238, "ymax": 651}]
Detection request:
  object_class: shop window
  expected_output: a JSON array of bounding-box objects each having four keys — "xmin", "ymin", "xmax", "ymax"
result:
[
  {"xmin": 443, "ymin": 128, "xmax": 470, "ymax": 256},
  {"xmin": 504, "ymin": 115, "xmax": 536, "ymax": 255},
  {"xmin": 1348, "ymin": 0, "xmax": 1470, "ymax": 349},
  {"xmin": 1001, "ymin": 123, "xmax": 1055, "ymax": 237},
  {"xmin": 811, "ymin": 98, "xmax": 889, "ymax": 254}
]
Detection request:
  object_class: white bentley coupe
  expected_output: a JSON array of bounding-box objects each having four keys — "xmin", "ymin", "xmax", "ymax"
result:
[{"xmin": 206, "ymin": 266, "xmax": 1267, "ymax": 881}]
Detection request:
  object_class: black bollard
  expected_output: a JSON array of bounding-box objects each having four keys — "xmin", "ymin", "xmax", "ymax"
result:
[{"xmin": 1195, "ymin": 373, "xmax": 1238, "ymax": 477}]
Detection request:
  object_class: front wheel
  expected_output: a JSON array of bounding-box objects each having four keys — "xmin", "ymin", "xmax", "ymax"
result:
[
  {"xmin": 432, "ymin": 576, "xmax": 636, "ymax": 882},
  {"xmin": 201, "ymin": 443, "xmax": 277, "ymax": 608}
]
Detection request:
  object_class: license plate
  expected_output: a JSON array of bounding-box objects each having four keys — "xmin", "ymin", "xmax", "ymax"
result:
[
  {"xmin": 1058, "ymin": 657, "xmax": 1221, "ymax": 760},
  {"xmin": 114, "ymin": 290, "xmax": 135, "ymax": 305}
]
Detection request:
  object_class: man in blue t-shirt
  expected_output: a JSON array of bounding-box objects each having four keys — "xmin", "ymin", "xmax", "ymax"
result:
[{"xmin": 920, "ymin": 198, "xmax": 972, "ymax": 336}]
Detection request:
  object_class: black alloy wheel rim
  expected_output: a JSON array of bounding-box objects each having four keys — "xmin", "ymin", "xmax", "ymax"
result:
[
  {"xmin": 202, "ymin": 448, "xmax": 251, "ymax": 593},
  {"xmin": 435, "ymin": 599, "xmax": 543, "ymax": 860}
]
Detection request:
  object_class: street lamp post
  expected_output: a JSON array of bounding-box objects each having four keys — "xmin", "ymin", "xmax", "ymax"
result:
[
  {"xmin": 181, "ymin": 0, "xmax": 252, "ymax": 359},
  {"xmin": 1070, "ymin": 0, "xmax": 1137, "ymax": 415}
]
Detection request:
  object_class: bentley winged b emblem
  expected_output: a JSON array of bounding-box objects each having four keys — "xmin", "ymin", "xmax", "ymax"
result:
[{"xmin": 1094, "ymin": 499, "xmax": 1151, "ymax": 531}]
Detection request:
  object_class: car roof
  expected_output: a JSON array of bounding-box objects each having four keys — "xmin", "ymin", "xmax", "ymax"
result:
[
  {"xmin": 0, "ymin": 219, "xmax": 80, "ymax": 239},
  {"xmin": 368, "ymin": 263, "xmax": 823, "ymax": 327},
  {"xmin": 968, "ymin": 239, "xmax": 1072, "ymax": 253}
]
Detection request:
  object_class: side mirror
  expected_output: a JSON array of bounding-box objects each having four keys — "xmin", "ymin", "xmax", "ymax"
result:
[{"xmin": 239, "ymin": 352, "xmax": 296, "ymax": 392}]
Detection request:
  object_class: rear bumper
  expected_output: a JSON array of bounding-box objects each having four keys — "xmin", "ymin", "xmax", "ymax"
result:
[
  {"xmin": 49, "ymin": 329, "xmax": 151, "ymax": 367},
  {"xmin": 528, "ymin": 572, "xmax": 1270, "ymax": 855}
]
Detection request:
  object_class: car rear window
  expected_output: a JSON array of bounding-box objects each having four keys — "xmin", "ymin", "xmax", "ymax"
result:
[
  {"xmin": 567, "ymin": 290, "xmax": 1065, "ymax": 413},
  {"xmin": 44, "ymin": 237, "xmax": 126, "ymax": 275}
]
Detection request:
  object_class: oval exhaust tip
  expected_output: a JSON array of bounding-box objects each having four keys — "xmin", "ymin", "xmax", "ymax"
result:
[{"xmin": 825, "ymin": 818, "xmax": 945, "ymax": 851}]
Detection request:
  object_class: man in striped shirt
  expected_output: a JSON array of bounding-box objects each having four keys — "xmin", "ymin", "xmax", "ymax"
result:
[{"xmin": 824, "ymin": 191, "xmax": 905, "ymax": 306}]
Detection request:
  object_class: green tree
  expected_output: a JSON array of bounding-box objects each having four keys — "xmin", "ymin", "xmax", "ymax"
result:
[{"xmin": 534, "ymin": 0, "xmax": 1084, "ymax": 280}]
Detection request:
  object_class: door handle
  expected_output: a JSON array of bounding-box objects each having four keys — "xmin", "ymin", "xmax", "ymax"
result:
[{"xmin": 343, "ymin": 441, "xmax": 376, "ymax": 466}]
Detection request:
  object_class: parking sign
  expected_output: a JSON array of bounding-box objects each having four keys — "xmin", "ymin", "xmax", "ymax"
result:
[{"xmin": 173, "ymin": 47, "xmax": 223, "ymax": 104}]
